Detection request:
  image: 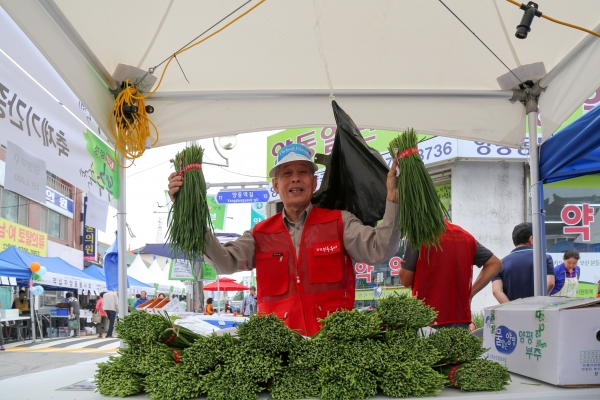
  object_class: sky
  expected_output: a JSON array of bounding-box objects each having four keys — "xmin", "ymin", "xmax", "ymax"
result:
[{"xmin": 97, "ymin": 130, "xmax": 279, "ymax": 281}]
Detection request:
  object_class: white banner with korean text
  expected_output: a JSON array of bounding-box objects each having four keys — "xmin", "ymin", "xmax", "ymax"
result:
[{"xmin": 0, "ymin": 50, "xmax": 118, "ymax": 206}]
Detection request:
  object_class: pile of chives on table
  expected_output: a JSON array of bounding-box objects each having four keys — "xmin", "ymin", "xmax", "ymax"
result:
[{"xmin": 388, "ymin": 129, "xmax": 450, "ymax": 251}]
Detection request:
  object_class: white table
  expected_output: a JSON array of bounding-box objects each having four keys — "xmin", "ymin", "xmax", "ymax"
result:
[{"xmin": 0, "ymin": 315, "xmax": 32, "ymax": 341}]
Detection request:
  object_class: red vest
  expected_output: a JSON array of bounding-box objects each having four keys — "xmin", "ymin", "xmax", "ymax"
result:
[
  {"xmin": 413, "ymin": 222, "xmax": 477, "ymax": 326},
  {"xmin": 252, "ymin": 206, "xmax": 355, "ymax": 336}
]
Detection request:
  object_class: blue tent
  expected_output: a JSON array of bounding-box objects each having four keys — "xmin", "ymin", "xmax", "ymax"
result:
[
  {"xmin": 84, "ymin": 265, "xmax": 154, "ymax": 294},
  {"xmin": 0, "ymin": 246, "xmax": 105, "ymax": 291},
  {"xmin": 540, "ymin": 104, "xmax": 600, "ymax": 183}
]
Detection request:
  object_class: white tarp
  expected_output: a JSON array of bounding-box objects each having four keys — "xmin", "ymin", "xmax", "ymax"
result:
[
  {"xmin": 127, "ymin": 254, "xmax": 169, "ymax": 293},
  {"xmin": 1, "ymin": 1, "xmax": 599, "ymax": 148}
]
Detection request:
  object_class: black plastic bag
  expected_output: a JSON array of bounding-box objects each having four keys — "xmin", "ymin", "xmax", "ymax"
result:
[{"xmin": 312, "ymin": 101, "xmax": 389, "ymax": 226}]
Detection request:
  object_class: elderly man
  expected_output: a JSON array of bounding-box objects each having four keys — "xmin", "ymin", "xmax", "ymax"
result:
[
  {"xmin": 133, "ymin": 291, "xmax": 148, "ymax": 309},
  {"xmin": 169, "ymin": 143, "xmax": 400, "ymax": 336}
]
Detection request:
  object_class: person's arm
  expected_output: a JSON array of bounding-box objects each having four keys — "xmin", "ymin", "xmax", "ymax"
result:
[
  {"xmin": 471, "ymin": 255, "xmax": 503, "ymax": 300},
  {"xmin": 203, "ymin": 230, "xmax": 257, "ymax": 275},
  {"xmin": 399, "ymin": 241, "xmax": 418, "ymax": 288},
  {"xmin": 546, "ymin": 255, "xmax": 555, "ymax": 294},
  {"xmin": 492, "ymin": 279, "xmax": 510, "ymax": 304},
  {"xmin": 341, "ymin": 160, "xmax": 401, "ymax": 265}
]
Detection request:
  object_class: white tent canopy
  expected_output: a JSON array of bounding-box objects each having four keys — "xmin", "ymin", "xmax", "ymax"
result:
[
  {"xmin": 1, "ymin": 1, "xmax": 599, "ymax": 148},
  {"xmin": 148, "ymin": 258, "xmax": 184, "ymax": 296},
  {"xmin": 127, "ymin": 254, "xmax": 168, "ymax": 294}
]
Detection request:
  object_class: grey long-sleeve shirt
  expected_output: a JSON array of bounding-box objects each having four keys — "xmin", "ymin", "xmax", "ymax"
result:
[{"xmin": 204, "ymin": 201, "xmax": 400, "ymax": 275}]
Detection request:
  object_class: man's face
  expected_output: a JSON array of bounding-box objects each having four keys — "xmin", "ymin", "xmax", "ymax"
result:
[
  {"xmin": 250, "ymin": 289, "xmax": 256, "ymax": 296},
  {"xmin": 19, "ymin": 292, "xmax": 25, "ymax": 299},
  {"xmin": 141, "ymin": 292, "xmax": 147, "ymax": 299},
  {"xmin": 272, "ymin": 161, "xmax": 317, "ymax": 210}
]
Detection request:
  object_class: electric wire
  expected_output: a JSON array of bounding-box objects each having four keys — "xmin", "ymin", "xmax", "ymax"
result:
[
  {"xmin": 438, "ymin": 0, "xmax": 525, "ymax": 86},
  {"xmin": 110, "ymin": 0, "xmax": 266, "ymax": 167},
  {"xmin": 506, "ymin": 0, "xmax": 600, "ymax": 38}
]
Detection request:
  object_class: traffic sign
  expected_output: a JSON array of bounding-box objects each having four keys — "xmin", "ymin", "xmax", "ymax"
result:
[{"xmin": 216, "ymin": 189, "xmax": 270, "ymax": 204}]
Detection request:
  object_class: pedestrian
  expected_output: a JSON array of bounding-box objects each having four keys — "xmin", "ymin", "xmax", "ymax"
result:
[
  {"xmin": 241, "ymin": 286, "xmax": 257, "ymax": 317},
  {"xmin": 102, "ymin": 290, "xmax": 119, "ymax": 338},
  {"xmin": 204, "ymin": 298, "xmax": 214, "ymax": 315},
  {"xmin": 550, "ymin": 249, "xmax": 581, "ymax": 297},
  {"xmin": 65, "ymin": 292, "xmax": 80, "ymax": 337},
  {"xmin": 157, "ymin": 293, "xmax": 166, "ymax": 299},
  {"xmin": 399, "ymin": 223, "xmax": 503, "ymax": 329},
  {"xmin": 492, "ymin": 223, "xmax": 555, "ymax": 303},
  {"xmin": 95, "ymin": 292, "xmax": 108, "ymax": 338},
  {"xmin": 169, "ymin": 143, "xmax": 400, "ymax": 336},
  {"xmin": 133, "ymin": 291, "xmax": 148, "ymax": 309}
]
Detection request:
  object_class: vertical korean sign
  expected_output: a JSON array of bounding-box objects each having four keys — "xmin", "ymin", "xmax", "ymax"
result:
[
  {"xmin": 0, "ymin": 49, "xmax": 118, "ymax": 206},
  {"xmin": 250, "ymin": 202, "xmax": 266, "ymax": 228},
  {"xmin": 206, "ymin": 195, "xmax": 227, "ymax": 230},
  {"xmin": 83, "ymin": 197, "xmax": 97, "ymax": 261}
]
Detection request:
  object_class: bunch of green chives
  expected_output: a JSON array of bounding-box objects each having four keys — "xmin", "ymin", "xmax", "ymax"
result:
[
  {"xmin": 165, "ymin": 145, "xmax": 213, "ymax": 264},
  {"xmin": 388, "ymin": 129, "xmax": 450, "ymax": 251}
]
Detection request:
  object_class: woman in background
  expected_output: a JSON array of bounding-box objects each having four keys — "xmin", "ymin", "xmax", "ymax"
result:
[
  {"xmin": 550, "ymin": 249, "xmax": 580, "ymax": 297},
  {"xmin": 204, "ymin": 298, "xmax": 214, "ymax": 315},
  {"xmin": 95, "ymin": 292, "xmax": 108, "ymax": 338}
]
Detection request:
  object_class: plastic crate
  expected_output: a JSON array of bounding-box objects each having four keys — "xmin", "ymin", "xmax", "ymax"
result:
[{"xmin": 50, "ymin": 308, "xmax": 68, "ymax": 316}]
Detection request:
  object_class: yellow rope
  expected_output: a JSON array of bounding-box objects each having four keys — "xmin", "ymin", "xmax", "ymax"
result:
[
  {"xmin": 506, "ymin": 0, "xmax": 600, "ymax": 38},
  {"xmin": 111, "ymin": 0, "xmax": 266, "ymax": 166}
]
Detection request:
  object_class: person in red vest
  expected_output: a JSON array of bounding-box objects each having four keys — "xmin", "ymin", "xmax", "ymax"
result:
[
  {"xmin": 168, "ymin": 143, "xmax": 400, "ymax": 336},
  {"xmin": 399, "ymin": 223, "xmax": 503, "ymax": 329}
]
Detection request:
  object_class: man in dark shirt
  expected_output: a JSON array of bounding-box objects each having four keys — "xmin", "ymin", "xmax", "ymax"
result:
[
  {"xmin": 400, "ymin": 222, "xmax": 502, "ymax": 329},
  {"xmin": 492, "ymin": 222, "xmax": 555, "ymax": 303}
]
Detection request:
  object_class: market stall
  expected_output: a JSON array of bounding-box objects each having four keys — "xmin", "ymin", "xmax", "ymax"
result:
[
  {"xmin": 83, "ymin": 265, "xmax": 155, "ymax": 296},
  {"xmin": 128, "ymin": 254, "xmax": 171, "ymax": 294}
]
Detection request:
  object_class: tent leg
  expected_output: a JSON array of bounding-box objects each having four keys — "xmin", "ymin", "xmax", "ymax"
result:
[
  {"xmin": 30, "ymin": 289, "xmax": 36, "ymax": 343},
  {"xmin": 117, "ymin": 151, "xmax": 129, "ymax": 319},
  {"xmin": 528, "ymin": 110, "xmax": 547, "ymax": 297}
]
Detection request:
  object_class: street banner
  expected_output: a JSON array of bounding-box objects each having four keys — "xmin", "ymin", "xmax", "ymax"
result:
[
  {"xmin": 0, "ymin": 51, "xmax": 118, "ymax": 205},
  {"xmin": 250, "ymin": 202, "xmax": 267, "ymax": 228},
  {"xmin": 82, "ymin": 196, "xmax": 97, "ymax": 261},
  {"xmin": 200, "ymin": 262, "xmax": 217, "ymax": 281},
  {"xmin": 169, "ymin": 258, "xmax": 196, "ymax": 281},
  {"xmin": 0, "ymin": 217, "xmax": 47, "ymax": 256},
  {"xmin": 4, "ymin": 141, "xmax": 46, "ymax": 203},
  {"xmin": 206, "ymin": 195, "xmax": 227, "ymax": 230},
  {"xmin": 84, "ymin": 192, "xmax": 109, "ymax": 232}
]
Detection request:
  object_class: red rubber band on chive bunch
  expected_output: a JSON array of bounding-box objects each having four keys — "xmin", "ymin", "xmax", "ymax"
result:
[
  {"xmin": 448, "ymin": 365, "xmax": 461, "ymax": 388},
  {"xmin": 397, "ymin": 147, "xmax": 419, "ymax": 159},
  {"xmin": 171, "ymin": 348, "xmax": 181, "ymax": 364},
  {"xmin": 177, "ymin": 157, "xmax": 202, "ymax": 181}
]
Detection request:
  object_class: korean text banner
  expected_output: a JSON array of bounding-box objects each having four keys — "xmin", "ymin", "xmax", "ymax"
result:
[
  {"xmin": 0, "ymin": 51, "xmax": 118, "ymax": 205},
  {"xmin": 206, "ymin": 195, "xmax": 226, "ymax": 230},
  {"xmin": 0, "ymin": 217, "xmax": 47, "ymax": 256}
]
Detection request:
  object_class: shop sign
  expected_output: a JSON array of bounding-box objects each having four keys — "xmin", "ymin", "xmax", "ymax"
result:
[
  {"xmin": 4, "ymin": 141, "xmax": 46, "ymax": 203},
  {"xmin": 355, "ymin": 262, "xmax": 375, "ymax": 282},
  {"xmin": 82, "ymin": 196, "xmax": 97, "ymax": 261},
  {"xmin": 46, "ymin": 187, "xmax": 73, "ymax": 218},
  {"xmin": 47, "ymin": 241, "xmax": 83, "ymax": 270},
  {"xmin": 39, "ymin": 272, "xmax": 105, "ymax": 291},
  {"xmin": 0, "ymin": 217, "xmax": 47, "ymax": 256},
  {"xmin": 0, "ymin": 53, "xmax": 118, "ymax": 205},
  {"xmin": 560, "ymin": 204, "xmax": 595, "ymax": 241},
  {"xmin": 200, "ymin": 262, "xmax": 217, "ymax": 281}
]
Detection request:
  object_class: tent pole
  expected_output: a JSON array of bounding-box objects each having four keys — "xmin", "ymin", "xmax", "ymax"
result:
[
  {"xmin": 29, "ymin": 289, "xmax": 36, "ymax": 342},
  {"xmin": 528, "ymin": 108, "xmax": 547, "ymax": 297},
  {"xmin": 117, "ymin": 151, "xmax": 129, "ymax": 318}
]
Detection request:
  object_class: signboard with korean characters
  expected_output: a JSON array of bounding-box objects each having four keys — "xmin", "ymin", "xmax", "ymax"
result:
[
  {"xmin": 0, "ymin": 50, "xmax": 118, "ymax": 206},
  {"xmin": 0, "ymin": 217, "xmax": 47, "ymax": 256},
  {"xmin": 4, "ymin": 141, "xmax": 46, "ymax": 203}
]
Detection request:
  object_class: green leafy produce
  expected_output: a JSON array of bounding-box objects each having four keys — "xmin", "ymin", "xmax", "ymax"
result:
[
  {"xmin": 377, "ymin": 293, "xmax": 438, "ymax": 329},
  {"xmin": 237, "ymin": 314, "xmax": 301, "ymax": 354},
  {"xmin": 145, "ymin": 364, "xmax": 204, "ymax": 400},
  {"xmin": 204, "ymin": 365, "xmax": 264, "ymax": 400},
  {"xmin": 115, "ymin": 311, "xmax": 199, "ymax": 348},
  {"xmin": 388, "ymin": 129, "xmax": 449, "ymax": 250},
  {"xmin": 270, "ymin": 366, "xmax": 320, "ymax": 400},
  {"xmin": 119, "ymin": 342, "xmax": 178, "ymax": 375},
  {"xmin": 441, "ymin": 359, "xmax": 511, "ymax": 391},
  {"xmin": 316, "ymin": 309, "xmax": 382, "ymax": 341},
  {"xmin": 94, "ymin": 356, "xmax": 145, "ymax": 397},
  {"xmin": 166, "ymin": 144, "xmax": 213, "ymax": 263},
  {"xmin": 288, "ymin": 338, "xmax": 334, "ymax": 370},
  {"xmin": 182, "ymin": 333, "xmax": 237, "ymax": 375},
  {"xmin": 379, "ymin": 360, "xmax": 447, "ymax": 398},
  {"xmin": 386, "ymin": 330, "xmax": 441, "ymax": 366},
  {"xmin": 318, "ymin": 362, "xmax": 378, "ymax": 400},
  {"xmin": 427, "ymin": 327, "xmax": 488, "ymax": 363}
]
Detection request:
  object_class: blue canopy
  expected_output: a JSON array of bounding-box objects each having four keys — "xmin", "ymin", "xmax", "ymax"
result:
[
  {"xmin": 0, "ymin": 246, "xmax": 104, "ymax": 290},
  {"xmin": 138, "ymin": 233, "xmax": 241, "ymax": 260},
  {"xmin": 85, "ymin": 265, "xmax": 153, "ymax": 293},
  {"xmin": 540, "ymin": 104, "xmax": 600, "ymax": 183}
]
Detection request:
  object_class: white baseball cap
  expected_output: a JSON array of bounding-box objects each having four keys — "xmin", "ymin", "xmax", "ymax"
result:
[{"xmin": 269, "ymin": 143, "xmax": 319, "ymax": 178}]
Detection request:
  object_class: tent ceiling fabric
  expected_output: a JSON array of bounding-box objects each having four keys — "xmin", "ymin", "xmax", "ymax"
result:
[{"xmin": 2, "ymin": 1, "xmax": 600, "ymax": 147}]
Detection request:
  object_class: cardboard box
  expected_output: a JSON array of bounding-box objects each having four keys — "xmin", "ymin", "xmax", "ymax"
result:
[
  {"xmin": 483, "ymin": 296, "xmax": 600, "ymax": 387},
  {"xmin": 0, "ymin": 309, "xmax": 19, "ymax": 319}
]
